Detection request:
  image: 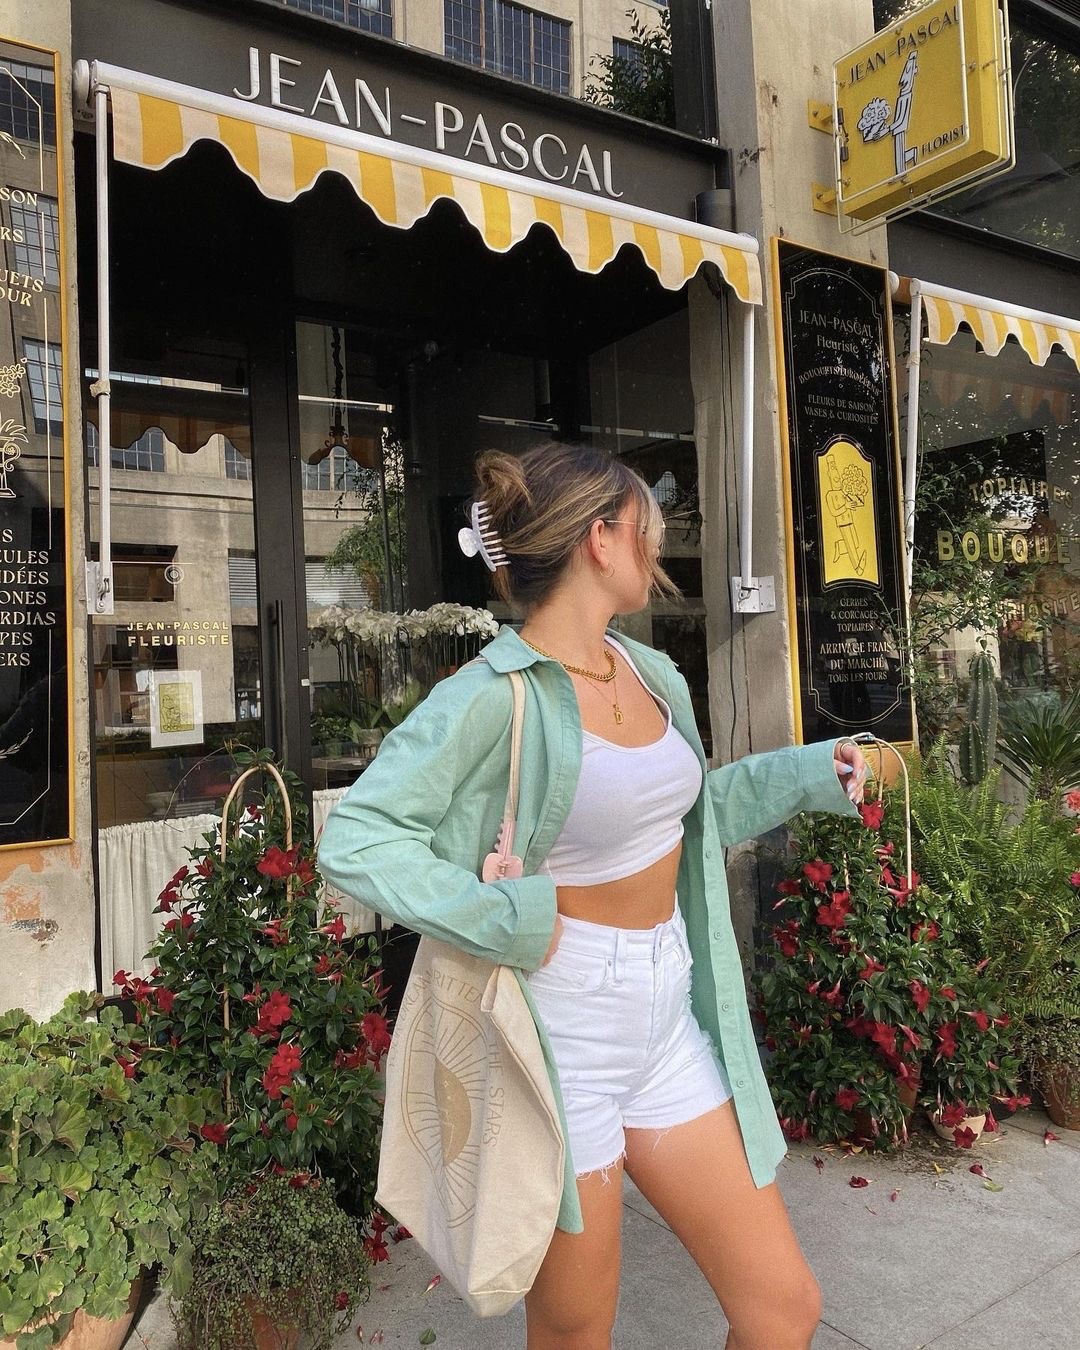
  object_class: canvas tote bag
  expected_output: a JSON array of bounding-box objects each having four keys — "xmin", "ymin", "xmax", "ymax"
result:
[{"xmin": 376, "ymin": 669, "xmax": 566, "ymax": 1317}]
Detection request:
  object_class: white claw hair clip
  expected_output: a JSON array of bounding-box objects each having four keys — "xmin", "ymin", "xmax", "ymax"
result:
[{"xmin": 457, "ymin": 500, "xmax": 509, "ymax": 573}]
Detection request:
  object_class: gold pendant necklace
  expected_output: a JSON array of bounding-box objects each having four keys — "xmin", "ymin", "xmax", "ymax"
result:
[{"xmin": 521, "ymin": 634, "xmax": 622, "ymax": 723}]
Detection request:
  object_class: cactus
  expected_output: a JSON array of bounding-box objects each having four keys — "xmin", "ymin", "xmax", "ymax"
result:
[{"xmin": 958, "ymin": 648, "xmax": 998, "ymax": 785}]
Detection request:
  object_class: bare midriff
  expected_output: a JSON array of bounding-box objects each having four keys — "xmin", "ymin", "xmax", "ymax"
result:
[{"xmin": 554, "ymin": 842, "xmax": 681, "ymax": 930}]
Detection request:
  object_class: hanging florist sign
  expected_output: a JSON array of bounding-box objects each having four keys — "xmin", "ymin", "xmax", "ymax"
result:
[{"xmin": 832, "ymin": 0, "xmax": 1013, "ymax": 229}]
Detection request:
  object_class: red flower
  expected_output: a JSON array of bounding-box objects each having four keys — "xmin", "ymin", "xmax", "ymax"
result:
[
  {"xmin": 858, "ymin": 800, "xmax": 884, "ymax": 830},
  {"xmin": 829, "ymin": 933, "xmax": 854, "ymax": 954},
  {"xmin": 262, "ymin": 919, "xmax": 289, "ymax": 947},
  {"xmin": 113, "ymin": 969, "xmax": 130, "ymax": 990},
  {"xmin": 966, "ymin": 1010, "xmax": 992, "ymax": 1033},
  {"xmin": 115, "ymin": 1054, "xmax": 138, "ymax": 1079},
  {"xmin": 938, "ymin": 1100, "xmax": 969, "ymax": 1128},
  {"xmin": 1070, "ymin": 871, "xmax": 1080, "ymax": 887},
  {"xmin": 288, "ymin": 1171, "xmax": 311, "ymax": 1189},
  {"xmin": 875, "ymin": 841, "xmax": 895, "ymax": 860},
  {"xmin": 848, "ymin": 1176, "xmax": 870, "ymax": 1188},
  {"xmin": 200, "ymin": 1123, "xmax": 228, "ymax": 1145},
  {"xmin": 335, "ymin": 1046, "xmax": 366, "ymax": 1070},
  {"xmin": 391, "ymin": 1226, "xmax": 411, "ymax": 1243},
  {"xmin": 195, "ymin": 857, "xmax": 214, "ymax": 878},
  {"xmin": 779, "ymin": 1117, "xmax": 811, "ymax": 1142},
  {"xmin": 1044, "ymin": 1129, "xmax": 1060, "ymax": 1145},
  {"xmin": 820, "ymin": 979, "xmax": 844, "ymax": 1009},
  {"xmin": 773, "ymin": 919, "xmax": 801, "ymax": 958},
  {"xmin": 897, "ymin": 1023, "xmax": 922, "ymax": 1053},
  {"xmin": 776, "ymin": 878, "xmax": 802, "ymax": 896},
  {"xmin": 295, "ymin": 856, "xmax": 317, "ymax": 889},
  {"xmin": 262, "ymin": 1042, "xmax": 302, "ymax": 1099},
  {"xmin": 909, "ymin": 980, "xmax": 930, "ymax": 1014},
  {"xmin": 939, "ymin": 985, "xmax": 957, "ymax": 1000},
  {"xmin": 252, "ymin": 990, "xmax": 293, "ymax": 1038},
  {"xmin": 983, "ymin": 1111, "xmax": 998, "ymax": 1133},
  {"xmin": 953, "ymin": 1126, "xmax": 978, "ymax": 1149},
  {"xmin": 154, "ymin": 986, "xmax": 176, "ymax": 1015},
  {"xmin": 882, "ymin": 866, "xmax": 920, "ymax": 905},
  {"xmin": 868, "ymin": 1021, "xmax": 897, "ymax": 1058},
  {"xmin": 285, "ymin": 1112, "xmax": 299, "ymax": 1131},
  {"xmin": 816, "ymin": 891, "xmax": 852, "ymax": 929},
  {"xmin": 935, "ymin": 1022, "xmax": 959, "ymax": 1059},
  {"xmin": 363, "ymin": 1235, "xmax": 390, "ymax": 1264},
  {"xmin": 996, "ymin": 1094, "xmax": 1032, "ymax": 1112},
  {"xmin": 858, "ymin": 956, "xmax": 886, "ymax": 981},
  {"xmin": 835, "ymin": 1087, "xmax": 860, "ymax": 1112},
  {"xmin": 321, "ymin": 914, "xmax": 346, "ymax": 942},
  {"xmin": 794, "ymin": 1024, "xmax": 813, "ymax": 1045},
  {"xmin": 257, "ymin": 844, "xmax": 302, "ymax": 880},
  {"xmin": 334, "ymin": 1292, "xmax": 350, "ymax": 1311},
  {"xmin": 243, "ymin": 982, "xmax": 263, "ymax": 1004},
  {"xmin": 911, "ymin": 920, "xmax": 941, "ymax": 943},
  {"xmin": 361, "ymin": 1012, "xmax": 392, "ymax": 1069},
  {"xmin": 802, "ymin": 860, "xmax": 834, "ymax": 892}
]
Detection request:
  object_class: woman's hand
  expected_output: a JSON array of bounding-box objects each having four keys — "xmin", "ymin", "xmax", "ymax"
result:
[
  {"xmin": 834, "ymin": 740, "xmax": 869, "ymax": 804},
  {"xmin": 539, "ymin": 915, "xmax": 564, "ymax": 968}
]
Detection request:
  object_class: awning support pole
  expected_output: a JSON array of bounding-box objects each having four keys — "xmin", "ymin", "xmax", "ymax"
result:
[
  {"xmin": 731, "ymin": 301, "xmax": 775, "ymax": 613},
  {"xmin": 86, "ymin": 83, "xmax": 113, "ymax": 615},
  {"xmin": 903, "ymin": 283, "xmax": 923, "ymax": 599}
]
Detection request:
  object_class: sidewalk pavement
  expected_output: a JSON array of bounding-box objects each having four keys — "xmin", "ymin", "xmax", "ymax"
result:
[{"xmin": 126, "ymin": 1107, "xmax": 1080, "ymax": 1350}]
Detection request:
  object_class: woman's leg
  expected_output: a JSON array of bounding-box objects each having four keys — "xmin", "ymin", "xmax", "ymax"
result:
[
  {"xmin": 624, "ymin": 1103, "xmax": 821, "ymax": 1350},
  {"xmin": 524, "ymin": 1158, "xmax": 626, "ymax": 1350}
]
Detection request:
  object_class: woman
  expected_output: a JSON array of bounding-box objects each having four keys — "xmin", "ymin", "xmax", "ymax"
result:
[{"xmin": 318, "ymin": 442, "xmax": 868, "ymax": 1350}]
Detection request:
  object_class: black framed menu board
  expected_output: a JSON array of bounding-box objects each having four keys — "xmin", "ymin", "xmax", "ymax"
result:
[
  {"xmin": 772, "ymin": 239, "xmax": 913, "ymax": 747},
  {"xmin": 0, "ymin": 39, "xmax": 73, "ymax": 849}
]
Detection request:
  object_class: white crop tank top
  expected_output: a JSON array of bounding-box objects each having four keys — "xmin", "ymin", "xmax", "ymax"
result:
[{"xmin": 540, "ymin": 637, "xmax": 703, "ymax": 887}]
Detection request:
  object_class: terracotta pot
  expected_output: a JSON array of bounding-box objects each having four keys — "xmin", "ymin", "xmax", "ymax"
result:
[
  {"xmin": 1036, "ymin": 1059, "xmax": 1080, "ymax": 1131},
  {"xmin": 239, "ymin": 1292, "xmax": 301, "ymax": 1350},
  {"xmin": 930, "ymin": 1111, "xmax": 986, "ymax": 1144},
  {"xmin": 0, "ymin": 1274, "xmax": 142, "ymax": 1350}
]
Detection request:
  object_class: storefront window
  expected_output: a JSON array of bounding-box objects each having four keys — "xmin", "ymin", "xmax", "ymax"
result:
[
  {"xmin": 874, "ymin": 1, "xmax": 1080, "ymax": 259},
  {"xmin": 444, "ymin": 0, "xmax": 573, "ymax": 93},
  {"xmin": 282, "ymin": 0, "xmax": 393, "ymax": 37},
  {"xmin": 903, "ymin": 326, "xmax": 1080, "ymax": 740}
]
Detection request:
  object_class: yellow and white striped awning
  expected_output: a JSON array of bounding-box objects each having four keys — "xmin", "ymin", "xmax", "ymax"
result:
[
  {"xmin": 93, "ymin": 64, "xmax": 761, "ymax": 304},
  {"xmin": 917, "ymin": 280, "xmax": 1080, "ymax": 372}
]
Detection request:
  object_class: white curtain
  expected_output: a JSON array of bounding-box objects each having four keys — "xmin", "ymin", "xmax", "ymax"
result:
[{"xmin": 97, "ymin": 788, "xmax": 380, "ymax": 987}]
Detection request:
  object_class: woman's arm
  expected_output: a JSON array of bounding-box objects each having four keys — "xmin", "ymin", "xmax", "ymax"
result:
[
  {"xmin": 706, "ymin": 738, "xmax": 863, "ymax": 847},
  {"xmin": 317, "ymin": 671, "xmax": 558, "ymax": 972}
]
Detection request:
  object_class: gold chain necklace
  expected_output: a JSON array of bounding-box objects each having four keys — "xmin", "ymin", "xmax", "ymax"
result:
[{"xmin": 520, "ymin": 635, "xmax": 623, "ymax": 724}]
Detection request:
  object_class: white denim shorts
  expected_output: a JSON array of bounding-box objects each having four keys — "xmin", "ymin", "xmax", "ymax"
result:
[{"xmin": 525, "ymin": 905, "xmax": 731, "ymax": 1176}]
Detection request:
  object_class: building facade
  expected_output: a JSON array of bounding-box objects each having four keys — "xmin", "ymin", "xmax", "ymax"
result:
[{"xmin": 1, "ymin": 0, "xmax": 1076, "ymax": 1019}]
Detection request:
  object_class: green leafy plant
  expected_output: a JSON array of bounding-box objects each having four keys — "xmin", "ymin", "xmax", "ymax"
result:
[
  {"xmin": 907, "ymin": 749, "xmax": 1080, "ymax": 1025},
  {"xmin": 584, "ymin": 9, "xmax": 674, "ymax": 127},
  {"xmin": 1018, "ymin": 1019, "xmax": 1080, "ymax": 1120},
  {"xmin": 172, "ymin": 1170, "xmax": 369, "ymax": 1350},
  {"xmin": 759, "ymin": 794, "xmax": 1021, "ymax": 1148},
  {"xmin": 998, "ymin": 686, "xmax": 1080, "ymax": 802},
  {"xmin": 0, "ymin": 993, "xmax": 220, "ymax": 1349},
  {"xmin": 112, "ymin": 751, "xmax": 389, "ymax": 1218}
]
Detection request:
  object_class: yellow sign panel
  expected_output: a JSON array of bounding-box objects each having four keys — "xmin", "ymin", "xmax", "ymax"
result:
[
  {"xmin": 833, "ymin": 0, "xmax": 1012, "ymax": 224},
  {"xmin": 816, "ymin": 439, "xmax": 880, "ymax": 588}
]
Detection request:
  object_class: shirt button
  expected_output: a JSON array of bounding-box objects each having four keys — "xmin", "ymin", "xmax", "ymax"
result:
[
  {"xmin": 721, "ymin": 1001, "xmax": 732, "ymax": 1012},
  {"xmin": 704, "ymin": 848, "xmax": 712, "ymax": 860},
  {"xmin": 737, "ymin": 1078, "xmax": 747, "ymax": 1089},
  {"xmin": 713, "ymin": 930, "xmax": 724, "ymax": 941}
]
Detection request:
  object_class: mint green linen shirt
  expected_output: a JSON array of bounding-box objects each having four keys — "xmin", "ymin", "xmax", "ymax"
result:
[{"xmin": 318, "ymin": 625, "xmax": 859, "ymax": 1234}]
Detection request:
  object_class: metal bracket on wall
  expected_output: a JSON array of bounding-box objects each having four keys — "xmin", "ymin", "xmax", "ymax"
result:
[
  {"xmin": 812, "ymin": 183, "xmax": 838, "ymax": 215},
  {"xmin": 730, "ymin": 575, "xmax": 776, "ymax": 615},
  {"xmin": 807, "ymin": 100, "xmax": 835, "ymax": 133}
]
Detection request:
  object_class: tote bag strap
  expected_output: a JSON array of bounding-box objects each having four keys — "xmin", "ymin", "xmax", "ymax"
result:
[{"xmin": 479, "ymin": 667, "xmax": 526, "ymax": 881}]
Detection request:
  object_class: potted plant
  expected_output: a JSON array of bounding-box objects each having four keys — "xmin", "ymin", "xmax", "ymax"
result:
[
  {"xmin": 0, "ymin": 994, "xmax": 219, "ymax": 1350},
  {"xmin": 759, "ymin": 798, "xmax": 942, "ymax": 1148},
  {"xmin": 1020, "ymin": 1019, "xmax": 1080, "ymax": 1130},
  {"xmin": 113, "ymin": 750, "xmax": 389, "ymax": 1223},
  {"xmin": 172, "ymin": 1169, "xmax": 369, "ymax": 1350},
  {"xmin": 917, "ymin": 964, "xmax": 1020, "ymax": 1146}
]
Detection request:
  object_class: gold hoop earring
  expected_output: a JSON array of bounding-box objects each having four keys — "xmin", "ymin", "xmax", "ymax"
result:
[{"xmin": 601, "ymin": 562, "xmax": 615, "ymax": 579}]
